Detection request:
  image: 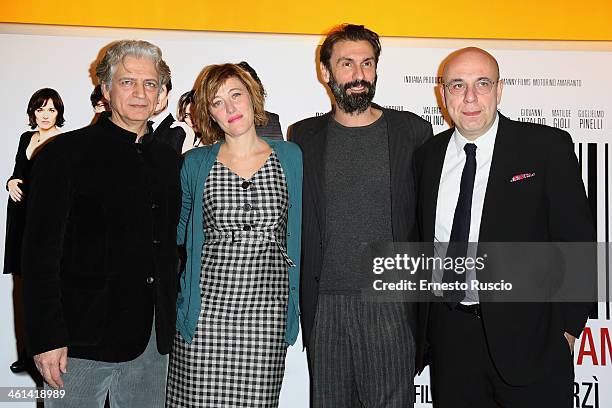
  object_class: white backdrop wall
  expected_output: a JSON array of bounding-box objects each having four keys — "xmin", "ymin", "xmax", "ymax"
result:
[{"xmin": 0, "ymin": 24, "xmax": 611, "ymax": 407}]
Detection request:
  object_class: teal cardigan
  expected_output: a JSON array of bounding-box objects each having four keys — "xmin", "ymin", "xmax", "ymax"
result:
[{"xmin": 175, "ymin": 138, "xmax": 303, "ymax": 345}]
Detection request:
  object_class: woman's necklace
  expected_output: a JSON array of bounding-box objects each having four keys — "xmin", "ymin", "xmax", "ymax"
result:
[
  {"xmin": 27, "ymin": 129, "xmax": 59, "ymax": 160},
  {"xmin": 36, "ymin": 128, "xmax": 58, "ymax": 143},
  {"xmin": 35, "ymin": 131, "xmax": 51, "ymax": 144}
]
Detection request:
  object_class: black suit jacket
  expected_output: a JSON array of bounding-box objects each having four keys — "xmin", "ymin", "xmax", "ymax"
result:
[
  {"xmin": 414, "ymin": 113, "xmax": 595, "ymax": 384},
  {"xmin": 256, "ymin": 111, "xmax": 284, "ymax": 140},
  {"xmin": 290, "ymin": 106, "xmax": 433, "ymax": 348},
  {"xmin": 21, "ymin": 117, "xmax": 182, "ymax": 362},
  {"xmin": 152, "ymin": 113, "xmax": 186, "ymax": 154}
]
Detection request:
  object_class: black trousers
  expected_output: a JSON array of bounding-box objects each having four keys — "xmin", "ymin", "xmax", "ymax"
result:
[
  {"xmin": 307, "ymin": 294, "xmax": 416, "ymax": 408},
  {"xmin": 428, "ymin": 303, "xmax": 574, "ymax": 408}
]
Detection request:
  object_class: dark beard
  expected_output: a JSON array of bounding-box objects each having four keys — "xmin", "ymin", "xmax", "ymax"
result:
[{"xmin": 328, "ymin": 73, "xmax": 377, "ymax": 114}]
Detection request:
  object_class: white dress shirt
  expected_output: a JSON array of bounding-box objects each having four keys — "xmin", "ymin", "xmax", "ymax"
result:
[
  {"xmin": 150, "ymin": 109, "xmax": 169, "ymax": 132},
  {"xmin": 434, "ymin": 113, "xmax": 499, "ymax": 303}
]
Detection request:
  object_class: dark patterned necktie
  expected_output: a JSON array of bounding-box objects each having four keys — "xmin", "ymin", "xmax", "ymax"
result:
[{"xmin": 444, "ymin": 143, "xmax": 477, "ymax": 304}]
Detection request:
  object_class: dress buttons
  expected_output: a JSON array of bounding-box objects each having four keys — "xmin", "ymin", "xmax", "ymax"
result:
[
  {"xmin": 243, "ymin": 203, "xmax": 252, "ymax": 211},
  {"xmin": 243, "ymin": 225, "xmax": 252, "ymax": 231},
  {"xmin": 241, "ymin": 181, "xmax": 251, "ymax": 190},
  {"xmin": 146, "ymin": 276, "xmax": 155, "ymax": 284}
]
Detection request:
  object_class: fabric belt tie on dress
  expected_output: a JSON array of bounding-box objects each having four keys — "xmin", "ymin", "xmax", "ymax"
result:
[{"xmin": 205, "ymin": 229, "xmax": 296, "ymax": 267}]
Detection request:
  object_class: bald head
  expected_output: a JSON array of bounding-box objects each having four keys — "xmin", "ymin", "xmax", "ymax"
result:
[
  {"xmin": 439, "ymin": 47, "xmax": 503, "ymax": 140},
  {"xmin": 442, "ymin": 47, "xmax": 500, "ymax": 83}
]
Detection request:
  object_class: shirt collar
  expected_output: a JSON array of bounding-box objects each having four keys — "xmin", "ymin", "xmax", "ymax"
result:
[
  {"xmin": 97, "ymin": 113, "xmax": 152, "ymax": 144},
  {"xmin": 451, "ymin": 112, "xmax": 499, "ymax": 159},
  {"xmin": 150, "ymin": 110, "xmax": 170, "ymax": 131}
]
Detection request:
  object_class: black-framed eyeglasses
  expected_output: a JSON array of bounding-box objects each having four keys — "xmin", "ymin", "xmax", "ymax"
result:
[{"xmin": 443, "ymin": 78, "xmax": 497, "ymax": 96}]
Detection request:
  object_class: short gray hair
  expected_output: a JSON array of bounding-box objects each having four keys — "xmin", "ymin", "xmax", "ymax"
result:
[{"xmin": 96, "ymin": 40, "xmax": 171, "ymax": 90}]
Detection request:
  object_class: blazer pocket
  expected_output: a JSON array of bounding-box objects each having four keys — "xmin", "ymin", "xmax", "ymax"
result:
[{"xmin": 61, "ymin": 286, "xmax": 109, "ymax": 347}]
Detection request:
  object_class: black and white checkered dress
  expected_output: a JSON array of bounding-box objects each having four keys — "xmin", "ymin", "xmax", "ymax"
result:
[{"xmin": 166, "ymin": 151, "xmax": 291, "ymax": 408}]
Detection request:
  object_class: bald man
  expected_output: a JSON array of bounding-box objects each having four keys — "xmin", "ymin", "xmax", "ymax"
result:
[{"xmin": 413, "ymin": 47, "xmax": 594, "ymax": 407}]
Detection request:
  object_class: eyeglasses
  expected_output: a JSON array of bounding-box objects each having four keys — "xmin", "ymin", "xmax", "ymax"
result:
[{"xmin": 443, "ymin": 78, "xmax": 497, "ymax": 96}]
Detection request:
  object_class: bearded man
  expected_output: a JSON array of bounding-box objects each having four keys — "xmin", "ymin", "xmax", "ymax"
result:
[{"xmin": 290, "ymin": 24, "xmax": 433, "ymax": 408}]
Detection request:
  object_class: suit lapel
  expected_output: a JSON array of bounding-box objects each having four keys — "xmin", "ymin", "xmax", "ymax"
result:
[
  {"xmin": 153, "ymin": 113, "xmax": 175, "ymax": 137},
  {"xmin": 479, "ymin": 113, "xmax": 518, "ymax": 242},
  {"xmin": 386, "ymin": 108, "xmax": 402, "ymax": 240},
  {"xmin": 423, "ymin": 130, "xmax": 451, "ymax": 242},
  {"xmin": 302, "ymin": 114, "xmax": 330, "ymax": 239}
]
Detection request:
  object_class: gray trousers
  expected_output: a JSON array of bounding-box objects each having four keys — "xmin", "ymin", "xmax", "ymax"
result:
[
  {"xmin": 307, "ymin": 294, "xmax": 415, "ymax": 408},
  {"xmin": 44, "ymin": 323, "xmax": 168, "ymax": 408}
]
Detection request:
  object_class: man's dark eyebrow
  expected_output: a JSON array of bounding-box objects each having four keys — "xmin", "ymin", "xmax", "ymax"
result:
[{"xmin": 336, "ymin": 56, "xmax": 375, "ymax": 63}]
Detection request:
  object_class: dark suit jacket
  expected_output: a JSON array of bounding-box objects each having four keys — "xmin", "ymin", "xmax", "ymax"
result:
[
  {"xmin": 152, "ymin": 113, "xmax": 186, "ymax": 154},
  {"xmin": 414, "ymin": 113, "xmax": 595, "ymax": 384},
  {"xmin": 290, "ymin": 105, "xmax": 433, "ymax": 348},
  {"xmin": 256, "ymin": 111, "xmax": 284, "ymax": 140},
  {"xmin": 21, "ymin": 116, "xmax": 182, "ymax": 362}
]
